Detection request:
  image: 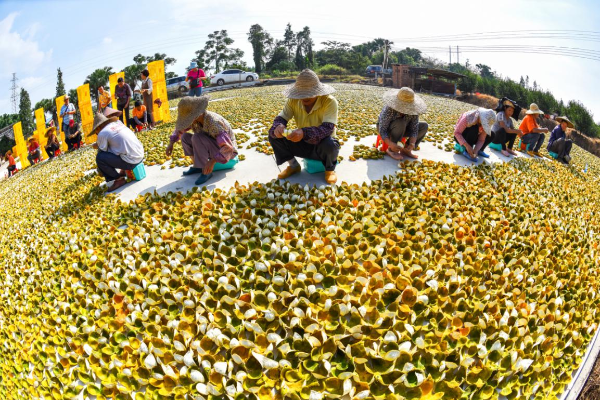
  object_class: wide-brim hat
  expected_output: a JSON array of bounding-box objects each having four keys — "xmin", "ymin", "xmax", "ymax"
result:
[
  {"xmin": 526, "ymin": 103, "xmax": 544, "ymax": 115},
  {"xmin": 103, "ymin": 107, "xmax": 122, "ymax": 118},
  {"xmin": 282, "ymin": 69, "xmax": 335, "ymax": 99},
  {"xmin": 383, "ymin": 87, "xmax": 427, "ymax": 115},
  {"xmin": 89, "ymin": 113, "xmax": 118, "ymax": 137},
  {"xmin": 556, "ymin": 116, "xmax": 574, "ymax": 129},
  {"xmin": 478, "ymin": 108, "xmax": 496, "ymax": 136},
  {"xmin": 45, "ymin": 126, "xmax": 56, "ymax": 138},
  {"xmin": 189, "ymin": 61, "xmax": 198, "ymax": 69},
  {"xmin": 176, "ymin": 95, "xmax": 209, "ymax": 131}
]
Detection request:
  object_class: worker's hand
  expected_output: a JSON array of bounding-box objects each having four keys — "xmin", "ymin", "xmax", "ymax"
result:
[
  {"xmin": 219, "ymin": 142, "xmax": 235, "ymax": 159},
  {"xmin": 466, "ymin": 145, "xmax": 476, "ymax": 158},
  {"xmin": 516, "ymin": 129, "xmax": 523, "ymax": 137},
  {"xmin": 203, "ymin": 159, "xmax": 216, "ymax": 175},
  {"xmin": 385, "ymin": 139, "xmax": 402, "ymax": 153},
  {"xmin": 273, "ymin": 124, "xmax": 285, "ymax": 138},
  {"xmin": 165, "ymin": 142, "xmax": 174, "ymax": 157},
  {"xmin": 287, "ymin": 129, "xmax": 304, "ymax": 142},
  {"xmin": 92, "ymin": 143, "xmax": 99, "ymax": 150}
]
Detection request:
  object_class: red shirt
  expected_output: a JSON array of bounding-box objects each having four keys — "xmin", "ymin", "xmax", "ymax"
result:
[
  {"xmin": 187, "ymin": 69, "xmax": 206, "ymax": 88},
  {"xmin": 28, "ymin": 143, "xmax": 40, "ymax": 154},
  {"xmin": 8, "ymin": 155, "xmax": 15, "ymax": 166}
]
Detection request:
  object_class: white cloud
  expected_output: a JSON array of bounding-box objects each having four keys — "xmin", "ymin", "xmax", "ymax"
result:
[
  {"xmin": 0, "ymin": 13, "xmax": 52, "ymax": 78},
  {"xmin": 103, "ymin": 37, "xmax": 113, "ymax": 45}
]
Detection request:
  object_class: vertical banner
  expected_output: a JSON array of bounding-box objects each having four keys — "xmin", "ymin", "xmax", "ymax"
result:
[
  {"xmin": 108, "ymin": 71, "xmax": 126, "ymax": 124},
  {"xmin": 13, "ymin": 122, "xmax": 30, "ymax": 169},
  {"xmin": 147, "ymin": 60, "xmax": 170, "ymax": 123},
  {"xmin": 77, "ymin": 83, "xmax": 95, "ymax": 144},
  {"xmin": 34, "ymin": 108, "xmax": 47, "ymax": 159},
  {"xmin": 55, "ymin": 95, "xmax": 68, "ymax": 152}
]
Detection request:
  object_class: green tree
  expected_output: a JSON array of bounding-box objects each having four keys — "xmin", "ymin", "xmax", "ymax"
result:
[
  {"xmin": 265, "ymin": 46, "xmax": 290, "ymax": 71},
  {"xmin": 476, "ymin": 64, "xmax": 494, "ymax": 79},
  {"xmin": 124, "ymin": 64, "xmax": 145, "ymax": 91},
  {"xmin": 566, "ymin": 100, "xmax": 599, "ymax": 137},
  {"xmin": 68, "ymin": 88, "xmax": 79, "ymax": 121},
  {"xmin": 294, "ymin": 26, "xmax": 313, "ymax": 70},
  {"xmin": 139, "ymin": 53, "xmax": 177, "ymax": 78},
  {"xmin": 18, "ymin": 88, "xmax": 34, "ymax": 137},
  {"xmin": 34, "ymin": 99, "xmax": 56, "ymax": 125},
  {"xmin": 0, "ymin": 114, "xmax": 19, "ymax": 131},
  {"xmin": 199, "ymin": 30, "xmax": 244, "ymax": 73},
  {"xmin": 247, "ymin": 24, "xmax": 274, "ymax": 73},
  {"xmin": 282, "ymin": 23, "xmax": 296, "ymax": 62},
  {"xmin": 84, "ymin": 66, "xmax": 113, "ymax": 104},
  {"xmin": 56, "ymin": 68, "xmax": 66, "ymax": 97},
  {"xmin": 0, "ymin": 136, "xmax": 16, "ymax": 156}
]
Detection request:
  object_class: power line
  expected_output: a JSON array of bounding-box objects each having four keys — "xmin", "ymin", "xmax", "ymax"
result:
[{"xmin": 10, "ymin": 74, "xmax": 19, "ymax": 114}]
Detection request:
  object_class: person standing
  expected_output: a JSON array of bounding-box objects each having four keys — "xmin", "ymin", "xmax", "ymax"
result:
[
  {"xmin": 59, "ymin": 95, "xmax": 76, "ymax": 137},
  {"xmin": 186, "ymin": 62, "xmax": 206, "ymax": 97},
  {"xmin": 548, "ymin": 116, "xmax": 574, "ymax": 164},
  {"xmin": 520, "ymin": 103, "xmax": 548, "ymax": 157},
  {"xmin": 166, "ymin": 96, "xmax": 237, "ymax": 185},
  {"xmin": 140, "ymin": 69, "xmax": 155, "ymax": 129},
  {"xmin": 89, "ymin": 112, "xmax": 145, "ymax": 192},
  {"xmin": 377, "ymin": 87, "xmax": 429, "ymax": 160},
  {"xmin": 114, "ymin": 77, "xmax": 133, "ymax": 128},
  {"xmin": 98, "ymin": 86, "xmax": 112, "ymax": 111},
  {"xmin": 268, "ymin": 69, "xmax": 340, "ymax": 184}
]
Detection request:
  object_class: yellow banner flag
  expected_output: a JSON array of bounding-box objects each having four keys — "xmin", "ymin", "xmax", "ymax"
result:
[
  {"xmin": 147, "ymin": 60, "xmax": 170, "ymax": 123},
  {"xmin": 77, "ymin": 83, "xmax": 95, "ymax": 143},
  {"xmin": 34, "ymin": 108, "xmax": 47, "ymax": 159}
]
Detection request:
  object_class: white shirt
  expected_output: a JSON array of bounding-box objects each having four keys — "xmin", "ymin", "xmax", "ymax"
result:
[
  {"xmin": 143, "ymin": 77, "xmax": 153, "ymax": 94},
  {"xmin": 97, "ymin": 122, "xmax": 144, "ymax": 165},
  {"xmin": 60, "ymin": 103, "xmax": 75, "ymax": 123}
]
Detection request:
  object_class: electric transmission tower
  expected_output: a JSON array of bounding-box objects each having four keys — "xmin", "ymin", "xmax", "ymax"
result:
[{"xmin": 10, "ymin": 73, "xmax": 19, "ymax": 114}]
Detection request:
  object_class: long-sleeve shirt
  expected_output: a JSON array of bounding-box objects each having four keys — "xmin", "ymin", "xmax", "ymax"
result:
[
  {"xmin": 114, "ymin": 84, "xmax": 133, "ymax": 106},
  {"xmin": 170, "ymin": 111, "xmax": 237, "ymax": 164},
  {"xmin": 377, "ymin": 105, "xmax": 419, "ymax": 140},
  {"xmin": 548, "ymin": 125, "xmax": 566, "ymax": 150},
  {"xmin": 142, "ymin": 78, "xmax": 153, "ymax": 94},
  {"xmin": 268, "ymin": 95, "xmax": 338, "ymax": 145},
  {"xmin": 454, "ymin": 109, "xmax": 486, "ymax": 151}
]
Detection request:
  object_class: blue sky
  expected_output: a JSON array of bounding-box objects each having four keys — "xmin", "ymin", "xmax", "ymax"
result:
[{"xmin": 1, "ymin": 0, "xmax": 600, "ymax": 122}]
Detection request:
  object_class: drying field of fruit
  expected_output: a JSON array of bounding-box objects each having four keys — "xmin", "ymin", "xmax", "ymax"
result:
[{"xmin": 1, "ymin": 84, "xmax": 600, "ymax": 400}]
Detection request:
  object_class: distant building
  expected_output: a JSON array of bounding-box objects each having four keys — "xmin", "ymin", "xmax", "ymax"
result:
[{"xmin": 392, "ymin": 64, "xmax": 465, "ymax": 97}]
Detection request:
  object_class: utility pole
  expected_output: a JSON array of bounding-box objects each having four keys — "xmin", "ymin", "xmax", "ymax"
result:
[
  {"xmin": 10, "ymin": 73, "xmax": 19, "ymax": 114},
  {"xmin": 457, "ymin": 46, "xmax": 459, "ymax": 64},
  {"xmin": 449, "ymin": 46, "xmax": 452, "ymax": 64}
]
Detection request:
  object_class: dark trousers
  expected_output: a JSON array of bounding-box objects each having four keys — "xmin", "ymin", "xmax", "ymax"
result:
[
  {"xmin": 269, "ymin": 136, "xmax": 340, "ymax": 171},
  {"xmin": 388, "ymin": 120, "xmax": 428, "ymax": 147},
  {"xmin": 548, "ymin": 138, "xmax": 572, "ymax": 158},
  {"xmin": 66, "ymin": 134, "xmax": 82, "ymax": 151},
  {"xmin": 7, "ymin": 165, "xmax": 16, "ymax": 176},
  {"xmin": 45, "ymin": 143, "xmax": 60, "ymax": 158},
  {"xmin": 455, "ymin": 125, "xmax": 493, "ymax": 151},
  {"xmin": 521, "ymin": 133, "xmax": 545, "ymax": 152},
  {"xmin": 492, "ymin": 128, "xmax": 517, "ymax": 151},
  {"xmin": 27, "ymin": 149, "xmax": 41, "ymax": 164},
  {"xmin": 96, "ymin": 150, "xmax": 137, "ymax": 182},
  {"xmin": 118, "ymin": 104, "xmax": 131, "ymax": 128}
]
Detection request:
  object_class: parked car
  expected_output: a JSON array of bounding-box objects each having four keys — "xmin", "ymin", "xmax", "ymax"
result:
[
  {"xmin": 166, "ymin": 76, "xmax": 188, "ymax": 93},
  {"xmin": 210, "ymin": 69, "xmax": 259, "ymax": 86},
  {"xmin": 365, "ymin": 65, "xmax": 392, "ymax": 76}
]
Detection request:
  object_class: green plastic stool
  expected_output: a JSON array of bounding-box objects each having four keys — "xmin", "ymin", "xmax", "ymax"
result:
[
  {"xmin": 548, "ymin": 151, "xmax": 559, "ymax": 159},
  {"xmin": 454, "ymin": 143, "xmax": 465, "ymax": 153},
  {"xmin": 303, "ymin": 158, "xmax": 326, "ymax": 174},
  {"xmin": 213, "ymin": 156, "xmax": 239, "ymax": 171},
  {"xmin": 488, "ymin": 142, "xmax": 503, "ymax": 151},
  {"xmin": 127, "ymin": 163, "xmax": 147, "ymax": 181}
]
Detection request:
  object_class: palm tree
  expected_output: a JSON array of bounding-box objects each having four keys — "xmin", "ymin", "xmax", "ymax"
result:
[{"xmin": 84, "ymin": 66, "xmax": 113, "ymax": 104}]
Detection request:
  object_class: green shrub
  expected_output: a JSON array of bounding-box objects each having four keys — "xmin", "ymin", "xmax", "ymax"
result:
[{"xmin": 316, "ymin": 64, "xmax": 348, "ymax": 75}]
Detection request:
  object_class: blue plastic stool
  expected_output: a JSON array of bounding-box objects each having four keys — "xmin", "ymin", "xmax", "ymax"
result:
[
  {"xmin": 548, "ymin": 151, "xmax": 559, "ymax": 159},
  {"xmin": 454, "ymin": 143, "xmax": 465, "ymax": 153},
  {"xmin": 303, "ymin": 158, "xmax": 325, "ymax": 174},
  {"xmin": 131, "ymin": 163, "xmax": 147, "ymax": 181},
  {"xmin": 213, "ymin": 156, "xmax": 239, "ymax": 171},
  {"xmin": 489, "ymin": 142, "xmax": 503, "ymax": 151}
]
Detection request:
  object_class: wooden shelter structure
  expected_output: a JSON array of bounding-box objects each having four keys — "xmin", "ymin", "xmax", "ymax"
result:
[{"xmin": 392, "ymin": 64, "xmax": 465, "ymax": 96}]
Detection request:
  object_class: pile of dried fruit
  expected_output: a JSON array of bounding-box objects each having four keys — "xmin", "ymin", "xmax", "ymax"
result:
[
  {"xmin": 350, "ymin": 144, "xmax": 385, "ymax": 161},
  {"xmin": 1, "ymin": 84, "xmax": 599, "ymax": 400}
]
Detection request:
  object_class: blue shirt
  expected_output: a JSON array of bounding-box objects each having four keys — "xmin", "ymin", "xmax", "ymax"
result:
[
  {"xmin": 548, "ymin": 125, "xmax": 566, "ymax": 150},
  {"xmin": 60, "ymin": 103, "xmax": 75, "ymax": 123}
]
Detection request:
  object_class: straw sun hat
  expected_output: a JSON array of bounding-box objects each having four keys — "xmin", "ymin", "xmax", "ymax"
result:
[
  {"xmin": 45, "ymin": 126, "xmax": 56, "ymax": 138},
  {"xmin": 526, "ymin": 103, "xmax": 544, "ymax": 115},
  {"xmin": 282, "ymin": 69, "xmax": 335, "ymax": 99},
  {"xmin": 383, "ymin": 87, "xmax": 427, "ymax": 115},
  {"xmin": 89, "ymin": 113, "xmax": 119, "ymax": 136},
  {"xmin": 556, "ymin": 116, "xmax": 574, "ymax": 129},
  {"xmin": 103, "ymin": 107, "xmax": 122, "ymax": 119},
  {"xmin": 175, "ymin": 95, "xmax": 209, "ymax": 131},
  {"xmin": 478, "ymin": 108, "xmax": 497, "ymax": 136}
]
